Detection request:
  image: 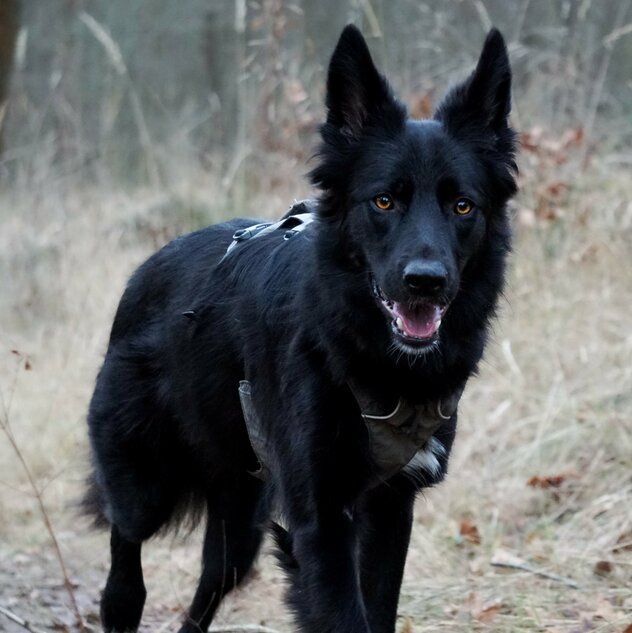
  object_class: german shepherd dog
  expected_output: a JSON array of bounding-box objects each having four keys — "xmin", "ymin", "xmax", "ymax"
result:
[{"xmin": 85, "ymin": 25, "xmax": 517, "ymax": 633}]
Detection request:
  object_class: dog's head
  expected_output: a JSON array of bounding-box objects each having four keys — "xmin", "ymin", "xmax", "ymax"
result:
[{"xmin": 311, "ymin": 25, "xmax": 517, "ymax": 357}]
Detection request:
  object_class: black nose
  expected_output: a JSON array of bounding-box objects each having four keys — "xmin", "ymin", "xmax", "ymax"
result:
[{"xmin": 403, "ymin": 260, "xmax": 448, "ymax": 296}]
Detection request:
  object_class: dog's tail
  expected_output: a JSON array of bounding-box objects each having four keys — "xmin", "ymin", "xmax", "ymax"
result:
[{"xmin": 79, "ymin": 471, "xmax": 110, "ymax": 528}]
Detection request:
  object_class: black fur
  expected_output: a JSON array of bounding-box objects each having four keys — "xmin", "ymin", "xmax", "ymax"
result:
[{"xmin": 85, "ymin": 25, "xmax": 517, "ymax": 633}]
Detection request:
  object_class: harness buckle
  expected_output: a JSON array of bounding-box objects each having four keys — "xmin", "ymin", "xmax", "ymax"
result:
[{"xmin": 232, "ymin": 228, "xmax": 249, "ymax": 241}]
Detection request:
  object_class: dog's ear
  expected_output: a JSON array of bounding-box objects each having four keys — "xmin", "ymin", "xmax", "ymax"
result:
[
  {"xmin": 325, "ymin": 24, "xmax": 396, "ymax": 137},
  {"xmin": 435, "ymin": 29, "xmax": 512, "ymax": 135}
]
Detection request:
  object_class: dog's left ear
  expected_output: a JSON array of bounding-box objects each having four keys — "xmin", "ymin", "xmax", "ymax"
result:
[
  {"xmin": 325, "ymin": 25, "xmax": 399, "ymax": 138},
  {"xmin": 435, "ymin": 29, "xmax": 512, "ymax": 135}
]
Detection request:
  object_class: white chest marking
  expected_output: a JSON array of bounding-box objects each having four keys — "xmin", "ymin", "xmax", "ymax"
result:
[{"xmin": 401, "ymin": 437, "xmax": 446, "ymax": 481}]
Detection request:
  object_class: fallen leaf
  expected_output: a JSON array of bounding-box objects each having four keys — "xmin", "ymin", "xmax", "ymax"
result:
[
  {"xmin": 593, "ymin": 560, "xmax": 613, "ymax": 576},
  {"xmin": 459, "ymin": 519, "xmax": 481, "ymax": 545},
  {"xmin": 622, "ymin": 623, "xmax": 632, "ymax": 633},
  {"xmin": 474, "ymin": 599, "xmax": 503, "ymax": 623},
  {"xmin": 527, "ymin": 474, "xmax": 567, "ymax": 488},
  {"xmin": 543, "ymin": 180, "xmax": 569, "ymax": 199}
]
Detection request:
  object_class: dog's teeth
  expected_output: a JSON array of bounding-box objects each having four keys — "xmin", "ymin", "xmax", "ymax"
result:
[
  {"xmin": 436, "ymin": 319, "xmax": 442, "ymax": 329},
  {"xmin": 396, "ymin": 317, "xmax": 403, "ymax": 330}
]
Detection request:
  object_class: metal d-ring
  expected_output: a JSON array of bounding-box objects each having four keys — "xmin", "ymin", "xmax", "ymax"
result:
[{"xmin": 436, "ymin": 400, "xmax": 452, "ymax": 421}]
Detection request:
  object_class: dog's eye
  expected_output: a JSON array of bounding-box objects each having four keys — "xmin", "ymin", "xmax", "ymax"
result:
[
  {"xmin": 454, "ymin": 198, "xmax": 474, "ymax": 215},
  {"xmin": 373, "ymin": 194, "xmax": 394, "ymax": 211}
]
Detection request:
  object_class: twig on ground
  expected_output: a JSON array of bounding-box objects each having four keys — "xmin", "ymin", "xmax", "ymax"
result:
[
  {"xmin": 491, "ymin": 549, "xmax": 580, "ymax": 589},
  {"xmin": 0, "ymin": 605, "xmax": 48, "ymax": 633},
  {"xmin": 0, "ymin": 353, "xmax": 87, "ymax": 632}
]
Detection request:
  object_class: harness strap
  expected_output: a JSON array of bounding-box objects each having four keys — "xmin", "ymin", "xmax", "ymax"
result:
[
  {"xmin": 239, "ymin": 381, "xmax": 269, "ymax": 480},
  {"xmin": 220, "ymin": 200, "xmax": 317, "ymax": 263}
]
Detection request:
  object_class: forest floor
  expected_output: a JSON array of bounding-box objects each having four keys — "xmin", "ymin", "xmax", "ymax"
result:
[{"xmin": 1, "ymin": 143, "xmax": 631, "ymax": 632}]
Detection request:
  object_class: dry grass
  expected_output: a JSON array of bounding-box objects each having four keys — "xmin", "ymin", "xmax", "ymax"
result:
[{"xmin": 0, "ymin": 148, "xmax": 631, "ymax": 631}]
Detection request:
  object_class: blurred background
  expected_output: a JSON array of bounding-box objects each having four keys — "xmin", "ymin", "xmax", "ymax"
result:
[{"xmin": 0, "ymin": 1, "xmax": 631, "ymax": 632}]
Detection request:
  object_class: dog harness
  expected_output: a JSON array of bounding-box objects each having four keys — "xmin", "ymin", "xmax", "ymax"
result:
[
  {"xmin": 239, "ymin": 378, "xmax": 463, "ymax": 484},
  {"xmin": 220, "ymin": 200, "xmax": 316, "ymax": 263},
  {"xmin": 223, "ymin": 200, "xmax": 464, "ymax": 484}
]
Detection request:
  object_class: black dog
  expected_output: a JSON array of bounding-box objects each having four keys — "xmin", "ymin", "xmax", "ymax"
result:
[{"xmin": 84, "ymin": 25, "xmax": 517, "ymax": 633}]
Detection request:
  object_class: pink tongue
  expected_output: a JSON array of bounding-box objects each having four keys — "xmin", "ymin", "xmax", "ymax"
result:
[{"xmin": 394, "ymin": 303, "xmax": 439, "ymax": 339}]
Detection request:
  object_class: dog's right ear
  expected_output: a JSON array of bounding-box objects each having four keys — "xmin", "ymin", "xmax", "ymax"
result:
[
  {"xmin": 434, "ymin": 29, "xmax": 512, "ymax": 136},
  {"xmin": 325, "ymin": 25, "xmax": 396, "ymax": 138}
]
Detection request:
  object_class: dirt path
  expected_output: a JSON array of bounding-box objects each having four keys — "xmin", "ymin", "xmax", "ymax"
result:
[
  {"xmin": 0, "ymin": 522, "xmax": 290, "ymax": 633},
  {"xmin": 2, "ymin": 494, "xmax": 631, "ymax": 633}
]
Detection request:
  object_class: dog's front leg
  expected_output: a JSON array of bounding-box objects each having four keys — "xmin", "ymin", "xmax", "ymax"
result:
[
  {"xmin": 357, "ymin": 480, "xmax": 416, "ymax": 633},
  {"xmin": 261, "ymin": 355, "xmax": 372, "ymax": 632},
  {"xmin": 281, "ymin": 508, "xmax": 371, "ymax": 633}
]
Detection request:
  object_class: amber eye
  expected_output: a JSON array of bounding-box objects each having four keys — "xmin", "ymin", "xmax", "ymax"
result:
[
  {"xmin": 454, "ymin": 198, "xmax": 474, "ymax": 215},
  {"xmin": 373, "ymin": 194, "xmax": 394, "ymax": 211}
]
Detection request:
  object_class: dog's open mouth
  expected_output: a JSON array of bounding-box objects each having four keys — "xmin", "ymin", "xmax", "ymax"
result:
[{"xmin": 371, "ymin": 277, "xmax": 446, "ymax": 347}]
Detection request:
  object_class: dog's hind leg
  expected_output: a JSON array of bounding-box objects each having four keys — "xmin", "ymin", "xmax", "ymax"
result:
[
  {"xmin": 357, "ymin": 481, "xmax": 416, "ymax": 633},
  {"xmin": 100, "ymin": 525, "xmax": 146, "ymax": 633},
  {"xmin": 178, "ymin": 476, "xmax": 266, "ymax": 633}
]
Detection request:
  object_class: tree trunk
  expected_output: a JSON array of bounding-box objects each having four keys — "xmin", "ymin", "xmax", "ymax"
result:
[{"xmin": 0, "ymin": 0, "xmax": 20, "ymax": 152}]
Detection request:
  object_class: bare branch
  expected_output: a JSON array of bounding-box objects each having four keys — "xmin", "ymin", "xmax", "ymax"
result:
[
  {"xmin": 0, "ymin": 355, "xmax": 86, "ymax": 632},
  {"xmin": 491, "ymin": 550, "xmax": 580, "ymax": 590},
  {"xmin": 0, "ymin": 605, "xmax": 48, "ymax": 633}
]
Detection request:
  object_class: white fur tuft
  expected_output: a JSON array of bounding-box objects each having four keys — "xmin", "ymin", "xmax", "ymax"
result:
[{"xmin": 402, "ymin": 437, "xmax": 446, "ymax": 482}]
